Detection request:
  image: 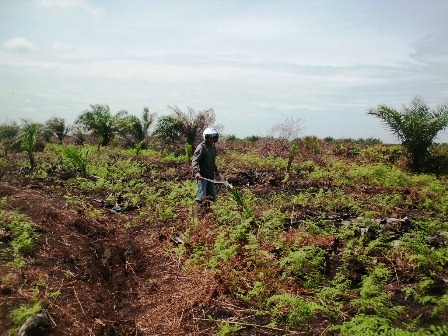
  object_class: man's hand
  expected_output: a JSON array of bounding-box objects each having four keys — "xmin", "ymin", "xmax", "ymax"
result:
[{"xmin": 195, "ymin": 173, "xmax": 202, "ymax": 180}]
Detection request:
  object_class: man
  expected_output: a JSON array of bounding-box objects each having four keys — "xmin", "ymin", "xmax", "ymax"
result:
[{"xmin": 192, "ymin": 127, "xmax": 220, "ymax": 218}]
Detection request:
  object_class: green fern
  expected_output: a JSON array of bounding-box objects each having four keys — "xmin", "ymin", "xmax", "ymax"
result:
[
  {"xmin": 8, "ymin": 287, "xmax": 42, "ymax": 333},
  {"xmin": 0, "ymin": 209, "xmax": 39, "ymax": 262},
  {"xmin": 134, "ymin": 140, "xmax": 144, "ymax": 155},
  {"xmin": 317, "ymin": 271, "xmax": 352, "ymax": 319},
  {"xmin": 209, "ymin": 231, "xmax": 238, "ymax": 270},
  {"xmin": 425, "ymin": 323, "xmax": 448, "ymax": 336},
  {"xmin": 432, "ymin": 293, "xmax": 448, "ymax": 316},
  {"xmin": 267, "ymin": 293, "xmax": 322, "ymax": 327},
  {"xmin": 238, "ymin": 280, "xmax": 266, "ymax": 304},
  {"xmin": 336, "ymin": 317, "xmax": 448, "ymax": 335},
  {"xmin": 230, "ymin": 217, "xmax": 252, "ymax": 242},
  {"xmin": 214, "ymin": 322, "xmax": 243, "ymax": 336},
  {"xmin": 336, "ymin": 314, "xmax": 388, "ymax": 335},
  {"xmin": 279, "ymin": 246, "xmax": 327, "ymax": 288},
  {"xmin": 9, "ymin": 301, "xmax": 42, "ymax": 326},
  {"xmin": 353, "ymin": 264, "xmax": 405, "ymax": 320}
]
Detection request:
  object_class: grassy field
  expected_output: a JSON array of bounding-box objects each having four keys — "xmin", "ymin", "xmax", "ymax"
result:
[{"xmin": 0, "ymin": 138, "xmax": 447, "ymax": 335}]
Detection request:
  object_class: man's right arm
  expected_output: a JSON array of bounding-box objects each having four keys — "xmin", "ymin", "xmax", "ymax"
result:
[{"xmin": 192, "ymin": 144, "xmax": 203, "ymax": 179}]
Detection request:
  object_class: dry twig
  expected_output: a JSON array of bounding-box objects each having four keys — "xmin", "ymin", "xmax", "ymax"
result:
[{"xmin": 72, "ymin": 286, "xmax": 86, "ymax": 316}]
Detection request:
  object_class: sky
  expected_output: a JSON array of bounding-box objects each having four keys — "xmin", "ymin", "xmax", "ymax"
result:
[{"xmin": 1, "ymin": 0, "xmax": 448, "ymax": 143}]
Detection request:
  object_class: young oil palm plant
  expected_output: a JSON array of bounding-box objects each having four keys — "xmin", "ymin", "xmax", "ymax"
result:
[
  {"xmin": 21, "ymin": 122, "xmax": 41, "ymax": 167},
  {"xmin": 368, "ymin": 96, "xmax": 448, "ymax": 172},
  {"xmin": 62, "ymin": 146, "xmax": 89, "ymax": 178},
  {"xmin": 284, "ymin": 138, "xmax": 299, "ymax": 181}
]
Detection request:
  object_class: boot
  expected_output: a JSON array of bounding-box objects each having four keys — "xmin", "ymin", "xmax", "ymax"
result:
[{"xmin": 194, "ymin": 202, "xmax": 201, "ymax": 219}]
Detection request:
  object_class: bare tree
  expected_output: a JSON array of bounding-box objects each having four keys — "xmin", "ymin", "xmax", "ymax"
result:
[{"xmin": 270, "ymin": 115, "xmax": 303, "ymax": 142}]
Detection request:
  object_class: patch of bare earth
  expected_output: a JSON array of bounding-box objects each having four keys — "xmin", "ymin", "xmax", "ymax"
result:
[{"xmin": 0, "ymin": 180, "xmax": 226, "ymax": 335}]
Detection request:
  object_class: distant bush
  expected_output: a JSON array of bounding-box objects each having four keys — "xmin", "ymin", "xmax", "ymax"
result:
[
  {"xmin": 0, "ymin": 122, "xmax": 20, "ymax": 156},
  {"xmin": 225, "ymin": 134, "xmax": 238, "ymax": 141},
  {"xmin": 324, "ymin": 137, "xmax": 382, "ymax": 145},
  {"xmin": 243, "ymin": 135, "xmax": 261, "ymax": 142}
]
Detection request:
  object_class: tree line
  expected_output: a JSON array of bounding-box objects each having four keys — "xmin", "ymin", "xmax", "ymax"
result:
[
  {"xmin": 0, "ymin": 104, "xmax": 217, "ymax": 164},
  {"xmin": 1, "ymin": 96, "xmax": 448, "ymax": 172}
]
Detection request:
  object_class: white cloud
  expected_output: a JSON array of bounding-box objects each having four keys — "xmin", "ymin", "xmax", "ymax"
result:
[
  {"xmin": 3, "ymin": 37, "xmax": 36, "ymax": 52},
  {"xmin": 52, "ymin": 42, "xmax": 76, "ymax": 52},
  {"xmin": 38, "ymin": 0, "xmax": 104, "ymax": 17}
]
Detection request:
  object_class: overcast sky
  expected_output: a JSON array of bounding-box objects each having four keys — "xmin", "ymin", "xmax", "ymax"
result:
[{"xmin": 1, "ymin": 0, "xmax": 448, "ymax": 143}]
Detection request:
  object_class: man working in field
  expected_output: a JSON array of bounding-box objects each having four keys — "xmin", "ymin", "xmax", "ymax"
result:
[{"xmin": 192, "ymin": 127, "xmax": 220, "ymax": 218}]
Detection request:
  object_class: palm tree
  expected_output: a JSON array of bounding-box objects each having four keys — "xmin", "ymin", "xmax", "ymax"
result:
[
  {"xmin": 153, "ymin": 115, "xmax": 185, "ymax": 146},
  {"xmin": 76, "ymin": 104, "xmax": 128, "ymax": 147},
  {"xmin": 120, "ymin": 107, "xmax": 157, "ymax": 147},
  {"xmin": 21, "ymin": 122, "xmax": 41, "ymax": 167},
  {"xmin": 368, "ymin": 96, "xmax": 448, "ymax": 172},
  {"xmin": 45, "ymin": 117, "xmax": 70, "ymax": 143}
]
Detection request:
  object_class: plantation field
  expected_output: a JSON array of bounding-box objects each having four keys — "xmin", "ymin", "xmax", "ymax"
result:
[{"xmin": 0, "ymin": 139, "xmax": 447, "ymax": 335}]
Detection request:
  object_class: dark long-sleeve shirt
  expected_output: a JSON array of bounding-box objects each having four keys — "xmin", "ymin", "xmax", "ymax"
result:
[{"xmin": 191, "ymin": 142, "xmax": 218, "ymax": 179}]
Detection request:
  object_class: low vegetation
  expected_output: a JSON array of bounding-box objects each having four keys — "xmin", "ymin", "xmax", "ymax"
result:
[
  {"xmin": 0, "ymin": 98, "xmax": 447, "ymax": 334},
  {"xmin": 0, "ymin": 136, "xmax": 447, "ymax": 335}
]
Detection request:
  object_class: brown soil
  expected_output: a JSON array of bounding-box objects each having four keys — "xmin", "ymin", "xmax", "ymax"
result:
[{"xmin": 0, "ymin": 177, "xmax": 249, "ymax": 336}]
